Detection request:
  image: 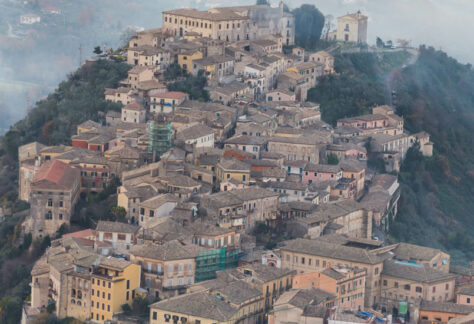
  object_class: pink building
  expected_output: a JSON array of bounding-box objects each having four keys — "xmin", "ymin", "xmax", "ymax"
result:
[{"xmin": 302, "ymin": 163, "xmax": 342, "ymax": 184}]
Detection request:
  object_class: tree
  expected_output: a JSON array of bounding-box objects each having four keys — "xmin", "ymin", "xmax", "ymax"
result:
[
  {"xmin": 291, "ymin": 4, "xmax": 325, "ymax": 49},
  {"xmin": 110, "ymin": 206, "xmax": 127, "ymax": 222},
  {"xmin": 327, "ymin": 153, "xmax": 339, "ymax": 165},
  {"xmin": 93, "ymin": 46, "xmax": 103, "ymax": 55}
]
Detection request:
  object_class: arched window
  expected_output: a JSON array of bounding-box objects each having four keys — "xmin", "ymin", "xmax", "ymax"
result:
[
  {"xmin": 71, "ymin": 289, "xmax": 76, "ymax": 297},
  {"xmin": 71, "ymin": 299, "xmax": 75, "ymax": 304}
]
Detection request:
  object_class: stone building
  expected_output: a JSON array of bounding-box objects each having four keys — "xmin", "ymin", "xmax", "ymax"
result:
[
  {"xmin": 162, "ymin": 4, "xmax": 294, "ymax": 45},
  {"xmin": 23, "ymin": 160, "xmax": 81, "ymax": 238}
]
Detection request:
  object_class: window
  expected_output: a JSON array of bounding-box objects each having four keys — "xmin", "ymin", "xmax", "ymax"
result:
[
  {"xmin": 416, "ymin": 286, "xmax": 422, "ymax": 293},
  {"xmin": 404, "ymin": 284, "xmax": 411, "ymax": 291},
  {"xmin": 59, "ymin": 201, "xmax": 63, "ymax": 207},
  {"xmin": 153, "ymin": 312, "xmax": 157, "ymax": 320},
  {"xmin": 301, "ymin": 257, "xmax": 305, "ymax": 265},
  {"xmin": 433, "ymin": 286, "xmax": 436, "ymax": 293},
  {"xmin": 383, "ymin": 280, "xmax": 387, "ymax": 286},
  {"xmin": 127, "ymin": 280, "xmax": 130, "ymax": 289},
  {"xmin": 467, "ymin": 297, "xmax": 471, "ymax": 304},
  {"xmin": 48, "ymin": 199, "xmax": 53, "ymax": 207},
  {"xmin": 394, "ymin": 282, "xmax": 399, "ymax": 288},
  {"xmin": 126, "ymin": 291, "xmax": 129, "ymax": 300},
  {"xmin": 445, "ymin": 283, "xmax": 449, "ymax": 290},
  {"xmin": 108, "ymin": 293, "xmax": 111, "ymax": 300}
]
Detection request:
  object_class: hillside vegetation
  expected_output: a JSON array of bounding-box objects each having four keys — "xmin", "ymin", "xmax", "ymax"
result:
[
  {"xmin": 310, "ymin": 47, "xmax": 474, "ymax": 264},
  {"xmin": 0, "ymin": 59, "xmax": 129, "ymax": 323},
  {"xmin": 390, "ymin": 46, "xmax": 474, "ymax": 263}
]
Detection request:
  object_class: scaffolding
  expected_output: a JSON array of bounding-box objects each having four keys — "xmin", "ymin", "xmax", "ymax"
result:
[
  {"xmin": 195, "ymin": 248, "xmax": 241, "ymax": 282},
  {"xmin": 148, "ymin": 114, "xmax": 172, "ymax": 162}
]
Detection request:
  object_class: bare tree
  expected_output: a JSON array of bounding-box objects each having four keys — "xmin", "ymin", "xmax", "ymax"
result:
[{"xmin": 322, "ymin": 15, "xmax": 334, "ymax": 40}]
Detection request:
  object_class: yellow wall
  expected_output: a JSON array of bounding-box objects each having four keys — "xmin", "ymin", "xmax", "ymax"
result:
[
  {"xmin": 178, "ymin": 51, "xmax": 203, "ymax": 72},
  {"xmin": 90, "ymin": 264, "xmax": 141, "ymax": 323},
  {"xmin": 217, "ymin": 168, "xmax": 250, "ymax": 185}
]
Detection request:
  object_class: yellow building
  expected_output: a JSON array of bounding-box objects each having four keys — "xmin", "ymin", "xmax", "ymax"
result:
[
  {"xmin": 177, "ymin": 49, "xmax": 203, "ymax": 72},
  {"xmin": 216, "ymin": 158, "xmax": 251, "ymax": 185},
  {"xmin": 336, "ymin": 11, "xmax": 368, "ymax": 44},
  {"xmin": 90, "ymin": 258, "xmax": 141, "ymax": 323}
]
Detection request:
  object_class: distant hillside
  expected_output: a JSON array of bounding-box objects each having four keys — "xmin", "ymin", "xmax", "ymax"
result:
[
  {"xmin": 309, "ymin": 47, "xmax": 474, "ymax": 264},
  {"xmin": 390, "ymin": 46, "xmax": 474, "ymax": 264}
]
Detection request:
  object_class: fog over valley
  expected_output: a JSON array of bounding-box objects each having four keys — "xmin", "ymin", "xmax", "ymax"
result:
[{"xmin": 1, "ymin": 0, "xmax": 472, "ymax": 134}]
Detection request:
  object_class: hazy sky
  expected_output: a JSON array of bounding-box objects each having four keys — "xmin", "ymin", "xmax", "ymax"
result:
[{"xmin": 210, "ymin": 0, "xmax": 474, "ymax": 64}]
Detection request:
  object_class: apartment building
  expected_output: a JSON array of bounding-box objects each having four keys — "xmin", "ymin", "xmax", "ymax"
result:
[{"xmin": 90, "ymin": 258, "xmax": 141, "ymax": 323}]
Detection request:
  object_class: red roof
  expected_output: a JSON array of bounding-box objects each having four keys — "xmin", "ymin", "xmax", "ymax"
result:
[
  {"xmin": 150, "ymin": 91, "xmax": 188, "ymax": 99},
  {"xmin": 123, "ymin": 102, "xmax": 145, "ymax": 111},
  {"xmin": 63, "ymin": 229, "xmax": 96, "ymax": 239},
  {"xmin": 32, "ymin": 160, "xmax": 80, "ymax": 190}
]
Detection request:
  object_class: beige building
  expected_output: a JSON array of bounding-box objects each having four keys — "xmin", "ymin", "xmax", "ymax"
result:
[
  {"xmin": 272, "ymin": 288, "xmax": 335, "ymax": 324},
  {"xmin": 150, "ymin": 283, "xmax": 263, "ymax": 324},
  {"xmin": 96, "ymin": 221, "xmax": 139, "ymax": 252},
  {"xmin": 127, "ymin": 45, "xmax": 171, "ymax": 69},
  {"xmin": 23, "ymin": 160, "xmax": 81, "ymax": 238},
  {"xmin": 130, "ymin": 240, "xmax": 204, "ymax": 299},
  {"xmin": 380, "ymin": 259, "xmax": 457, "ymax": 312},
  {"xmin": 121, "ymin": 102, "xmax": 146, "ymax": 124},
  {"xmin": 280, "ymin": 238, "xmax": 385, "ymax": 308},
  {"xmin": 308, "ymin": 50, "xmax": 335, "ymax": 75},
  {"xmin": 268, "ymin": 136, "xmax": 326, "ymax": 163},
  {"xmin": 336, "ymin": 11, "xmax": 368, "ymax": 43},
  {"xmin": 162, "ymin": 5, "xmax": 294, "ymax": 45}
]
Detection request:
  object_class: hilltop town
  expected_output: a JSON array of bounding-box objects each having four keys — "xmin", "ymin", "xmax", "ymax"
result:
[{"xmin": 12, "ymin": 3, "xmax": 474, "ymax": 324}]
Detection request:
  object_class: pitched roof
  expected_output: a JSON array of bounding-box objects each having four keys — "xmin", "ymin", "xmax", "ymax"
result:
[
  {"xmin": 176, "ymin": 124, "xmax": 214, "ymax": 141},
  {"xmin": 150, "ymin": 291, "xmax": 238, "ymax": 321},
  {"xmin": 459, "ymin": 285, "xmax": 474, "ymax": 297},
  {"xmin": 131, "ymin": 240, "xmax": 206, "ymax": 261},
  {"xmin": 225, "ymin": 135, "xmax": 267, "ymax": 145},
  {"xmin": 32, "ymin": 160, "xmax": 80, "ymax": 191},
  {"xmin": 381, "ymin": 260, "xmax": 456, "ymax": 283},
  {"xmin": 122, "ymin": 102, "xmax": 145, "ymax": 111},
  {"xmin": 392, "ymin": 243, "xmax": 445, "ymax": 262},
  {"xmin": 229, "ymin": 186, "xmax": 278, "ymax": 201},
  {"xmin": 304, "ymin": 163, "xmax": 340, "ymax": 173},
  {"xmin": 281, "ymin": 238, "xmax": 385, "ymax": 265},
  {"xmin": 99, "ymin": 257, "xmax": 131, "ymax": 271},
  {"xmin": 420, "ymin": 300, "xmax": 474, "ymax": 314},
  {"xmin": 287, "ymin": 288, "xmax": 335, "ymax": 308},
  {"xmin": 96, "ymin": 221, "xmax": 139, "ymax": 234},
  {"xmin": 217, "ymin": 158, "xmax": 251, "ymax": 172},
  {"xmin": 150, "ymin": 91, "xmax": 189, "ymax": 99}
]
